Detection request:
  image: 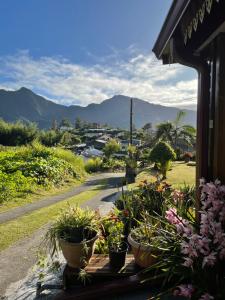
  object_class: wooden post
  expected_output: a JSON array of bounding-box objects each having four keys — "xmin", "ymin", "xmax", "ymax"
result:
[
  {"xmin": 213, "ymin": 33, "xmax": 225, "ymax": 182},
  {"xmin": 195, "ymin": 64, "xmax": 211, "ymax": 184}
]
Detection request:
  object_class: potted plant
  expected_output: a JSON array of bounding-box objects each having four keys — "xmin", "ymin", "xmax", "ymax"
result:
[
  {"xmin": 128, "ymin": 218, "xmax": 160, "ymax": 268},
  {"xmin": 107, "ymin": 220, "xmax": 128, "ymax": 269},
  {"xmin": 45, "ymin": 205, "xmax": 99, "ymax": 268}
]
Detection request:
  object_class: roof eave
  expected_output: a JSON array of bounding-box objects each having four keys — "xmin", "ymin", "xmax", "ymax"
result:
[{"xmin": 152, "ymin": 0, "xmax": 191, "ymax": 60}]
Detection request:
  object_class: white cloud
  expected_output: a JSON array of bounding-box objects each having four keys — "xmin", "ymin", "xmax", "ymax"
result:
[{"xmin": 0, "ymin": 49, "xmax": 197, "ymax": 108}]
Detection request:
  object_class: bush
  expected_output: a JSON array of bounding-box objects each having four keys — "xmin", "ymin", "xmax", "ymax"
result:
[
  {"xmin": 103, "ymin": 139, "xmax": 121, "ymax": 158},
  {"xmin": 102, "ymin": 158, "xmax": 125, "ymax": 171},
  {"xmin": 150, "ymin": 141, "xmax": 176, "ymax": 178},
  {"xmin": 39, "ymin": 130, "xmax": 63, "ymax": 147},
  {"xmin": 0, "ymin": 119, "xmax": 38, "ymax": 146},
  {"xmin": 85, "ymin": 157, "xmax": 103, "ymax": 173},
  {"xmin": 0, "ymin": 143, "xmax": 86, "ymax": 203}
]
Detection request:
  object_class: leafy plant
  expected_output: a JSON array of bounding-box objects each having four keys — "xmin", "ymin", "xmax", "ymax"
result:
[
  {"xmin": 149, "ymin": 141, "xmax": 176, "ymax": 179},
  {"xmin": 107, "ymin": 220, "xmax": 124, "ymax": 252},
  {"xmin": 142, "ymin": 179, "xmax": 225, "ymax": 300},
  {"xmin": 85, "ymin": 157, "xmax": 103, "ymax": 173},
  {"xmin": 45, "ymin": 205, "xmax": 99, "ymax": 255},
  {"xmin": 0, "ymin": 143, "xmax": 86, "ymax": 203},
  {"xmin": 103, "ymin": 139, "xmax": 121, "ymax": 158}
]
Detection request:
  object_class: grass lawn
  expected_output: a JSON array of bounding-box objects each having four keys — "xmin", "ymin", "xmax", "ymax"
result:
[
  {"xmin": 0, "ymin": 188, "xmax": 103, "ymax": 252},
  {"xmin": 0, "ymin": 178, "xmax": 86, "ymax": 213},
  {"xmin": 136, "ymin": 161, "xmax": 196, "ymax": 188}
]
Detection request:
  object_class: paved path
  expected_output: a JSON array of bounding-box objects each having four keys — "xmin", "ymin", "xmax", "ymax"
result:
[
  {"xmin": 0, "ymin": 172, "xmax": 124, "ymax": 224},
  {"xmin": 0, "ymin": 173, "xmax": 125, "ymax": 297}
]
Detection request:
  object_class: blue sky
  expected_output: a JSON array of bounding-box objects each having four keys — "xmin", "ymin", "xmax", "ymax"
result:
[{"xmin": 0, "ymin": 0, "xmax": 197, "ymax": 109}]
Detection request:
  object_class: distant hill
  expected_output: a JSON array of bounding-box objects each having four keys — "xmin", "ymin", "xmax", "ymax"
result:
[{"xmin": 0, "ymin": 87, "xmax": 197, "ymax": 129}]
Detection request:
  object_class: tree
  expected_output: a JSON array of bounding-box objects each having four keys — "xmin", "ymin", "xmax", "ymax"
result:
[
  {"xmin": 156, "ymin": 111, "xmax": 196, "ymax": 155},
  {"xmin": 142, "ymin": 122, "xmax": 152, "ymax": 132},
  {"xmin": 51, "ymin": 119, "xmax": 58, "ymax": 131},
  {"xmin": 103, "ymin": 139, "xmax": 121, "ymax": 158},
  {"xmin": 149, "ymin": 141, "xmax": 176, "ymax": 179},
  {"xmin": 60, "ymin": 118, "xmax": 72, "ymax": 128},
  {"xmin": 39, "ymin": 130, "xmax": 62, "ymax": 146},
  {"xmin": 75, "ymin": 117, "xmax": 82, "ymax": 129}
]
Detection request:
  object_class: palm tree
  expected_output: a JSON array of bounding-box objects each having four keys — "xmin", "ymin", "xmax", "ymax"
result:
[{"xmin": 156, "ymin": 111, "xmax": 196, "ymax": 152}]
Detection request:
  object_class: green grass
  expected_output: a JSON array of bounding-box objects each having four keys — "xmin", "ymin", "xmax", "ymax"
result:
[
  {"xmin": 136, "ymin": 161, "xmax": 196, "ymax": 188},
  {"xmin": 0, "ymin": 178, "xmax": 85, "ymax": 213},
  {"xmin": 0, "ymin": 188, "xmax": 103, "ymax": 252}
]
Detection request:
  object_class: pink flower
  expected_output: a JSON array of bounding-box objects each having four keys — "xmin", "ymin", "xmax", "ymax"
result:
[
  {"xmin": 165, "ymin": 208, "xmax": 181, "ymax": 225},
  {"xmin": 200, "ymin": 178, "xmax": 206, "ymax": 186},
  {"xmin": 202, "ymin": 252, "xmax": 217, "ymax": 268},
  {"xmin": 181, "ymin": 241, "xmax": 198, "ymax": 258},
  {"xmin": 199, "ymin": 293, "xmax": 214, "ymax": 300},
  {"xmin": 173, "ymin": 284, "xmax": 194, "ymax": 298},
  {"xmin": 172, "ymin": 190, "xmax": 184, "ymax": 204},
  {"xmin": 183, "ymin": 257, "xmax": 193, "ymax": 268}
]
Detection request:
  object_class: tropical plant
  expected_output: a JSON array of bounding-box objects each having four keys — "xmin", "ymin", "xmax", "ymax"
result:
[
  {"xmin": 45, "ymin": 205, "xmax": 99, "ymax": 255},
  {"xmin": 115, "ymin": 180, "xmax": 171, "ymax": 232},
  {"xmin": 85, "ymin": 157, "xmax": 103, "ymax": 173},
  {"xmin": 142, "ymin": 179, "xmax": 225, "ymax": 300},
  {"xmin": 103, "ymin": 139, "xmax": 121, "ymax": 158},
  {"xmin": 149, "ymin": 141, "xmax": 176, "ymax": 179},
  {"xmin": 107, "ymin": 221, "xmax": 124, "ymax": 252},
  {"xmin": 156, "ymin": 111, "xmax": 196, "ymax": 154}
]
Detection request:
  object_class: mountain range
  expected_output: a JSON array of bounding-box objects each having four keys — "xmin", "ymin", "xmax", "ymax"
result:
[{"xmin": 0, "ymin": 87, "xmax": 197, "ymax": 129}]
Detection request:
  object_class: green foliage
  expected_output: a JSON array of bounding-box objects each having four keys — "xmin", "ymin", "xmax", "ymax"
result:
[
  {"xmin": 150, "ymin": 141, "xmax": 176, "ymax": 178},
  {"xmin": 59, "ymin": 118, "xmax": 72, "ymax": 128},
  {"xmin": 0, "ymin": 119, "xmax": 38, "ymax": 146},
  {"xmin": 107, "ymin": 221, "xmax": 124, "ymax": 252},
  {"xmin": 0, "ymin": 143, "xmax": 86, "ymax": 203},
  {"xmin": 115, "ymin": 180, "xmax": 171, "ymax": 230},
  {"xmin": 85, "ymin": 157, "xmax": 103, "ymax": 173},
  {"xmin": 102, "ymin": 158, "xmax": 125, "ymax": 171},
  {"xmin": 45, "ymin": 205, "xmax": 99, "ymax": 255},
  {"xmin": 156, "ymin": 111, "xmax": 196, "ymax": 152},
  {"xmin": 39, "ymin": 130, "xmax": 63, "ymax": 146},
  {"xmin": 0, "ymin": 170, "xmax": 34, "ymax": 203},
  {"xmin": 103, "ymin": 139, "xmax": 121, "ymax": 158}
]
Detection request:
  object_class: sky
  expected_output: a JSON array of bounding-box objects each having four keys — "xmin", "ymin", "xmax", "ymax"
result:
[{"xmin": 0, "ymin": 0, "xmax": 197, "ymax": 109}]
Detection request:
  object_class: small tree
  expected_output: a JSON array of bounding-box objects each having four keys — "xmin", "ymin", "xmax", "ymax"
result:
[
  {"xmin": 149, "ymin": 141, "xmax": 176, "ymax": 179},
  {"xmin": 103, "ymin": 139, "xmax": 121, "ymax": 159}
]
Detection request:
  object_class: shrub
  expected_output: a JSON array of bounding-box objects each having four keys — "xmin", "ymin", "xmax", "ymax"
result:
[
  {"xmin": 102, "ymin": 158, "xmax": 125, "ymax": 171},
  {"xmin": 149, "ymin": 141, "xmax": 176, "ymax": 178},
  {"xmin": 0, "ymin": 143, "xmax": 86, "ymax": 203},
  {"xmin": 0, "ymin": 119, "xmax": 38, "ymax": 146},
  {"xmin": 183, "ymin": 151, "xmax": 193, "ymax": 163},
  {"xmin": 103, "ymin": 139, "xmax": 121, "ymax": 158},
  {"xmin": 85, "ymin": 157, "xmax": 103, "ymax": 173},
  {"xmin": 39, "ymin": 130, "xmax": 63, "ymax": 146}
]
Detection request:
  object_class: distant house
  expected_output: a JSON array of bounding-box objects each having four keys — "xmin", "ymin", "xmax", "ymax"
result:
[
  {"xmin": 59, "ymin": 126, "xmax": 74, "ymax": 132},
  {"xmin": 94, "ymin": 139, "xmax": 107, "ymax": 150},
  {"xmin": 82, "ymin": 147, "xmax": 103, "ymax": 158},
  {"xmin": 120, "ymin": 139, "xmax": 142, "ymax": 151}
]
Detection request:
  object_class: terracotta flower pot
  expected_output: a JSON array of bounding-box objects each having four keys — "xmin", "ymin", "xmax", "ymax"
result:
[
  {"xmin": 128, "ymin": 233, "xmax": 157, "ymax": 268},
  {"xmin": 59, "ymin": 232, "xmax": 98, "ymax": 268}
]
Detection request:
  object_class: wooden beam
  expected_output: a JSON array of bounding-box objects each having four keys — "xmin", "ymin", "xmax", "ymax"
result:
[
  {"xmin": 213, "ymin": 33, "xmax": 225, "ymax": 182},
  {"xmin": 54, "ymin": 274, "xmax": 150, "ymax": 300}
]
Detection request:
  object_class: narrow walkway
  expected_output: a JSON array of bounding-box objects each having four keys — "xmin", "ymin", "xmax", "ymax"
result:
[
  {"xmin": 0, "ymin": 173, "xmax": 124, "ymax": 297},
  {"xmin": 0, "ymin": 172, "xmax": 124, "ymax": 224}
]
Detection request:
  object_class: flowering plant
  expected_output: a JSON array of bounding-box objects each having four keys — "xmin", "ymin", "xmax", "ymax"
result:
[{"xmin": 143, "ymin": 179, "xmax": 225, "ymax": 300}]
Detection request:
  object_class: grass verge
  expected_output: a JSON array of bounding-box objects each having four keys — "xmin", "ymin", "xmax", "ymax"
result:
[
  {"xmin": 0, "ymin": 188, "xmax": 102, "ymax": 252},
  {"xmin": 136, "ymin": 161, "xmax": 196, "ymax": 188},
  {"xmin": 0, "ymin": 178, "xmax": 86, "ymax": 213}
]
